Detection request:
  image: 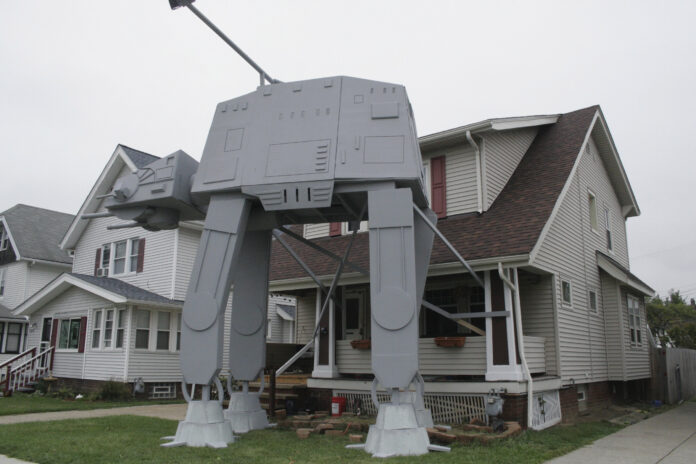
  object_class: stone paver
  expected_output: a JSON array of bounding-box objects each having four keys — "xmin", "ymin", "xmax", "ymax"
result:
[
  {"xmin": 546, "ymin": 402, "xmax": 696, "ymax": 464},
  {"xmin": 0, "ymin": 403, "xmax": 186, "ymax": 425}
]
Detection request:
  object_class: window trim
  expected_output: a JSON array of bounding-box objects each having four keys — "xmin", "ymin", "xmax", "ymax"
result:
[
  {"xmin": 91, "ymin": 307, "xmax": 126, "ymax": 351},
  {"xmin": 588, "ymin": 289, "xmax": 599, "ymax": 313},
  {"xmin": 560, "ymin": 278, "xmax": 573, "ymax": 308},
  {"xmin": 588, "ymin": 189, "xmax": 599, "ymax": 233},
  {"xmin": 0, "ymin": 268, "xmax": 6, "ymax": 298},
  {"xmin": 0, "ymin": 225, "xmax": 9, "ymax": 251},
  {"xmin": 604, "ymin": 206, "xmax": 613, "ymax": 253},
  {"xmin": 99, "ymin": 237, "xmax": 140, "ymax": 277},
  {"xmin": 133, "ymin": 309, "xmax": 181, "ymax": 352},
  {"xmin": 627, "ymin": 295, "xmax": 643, "ymax": 348},
  {"xmin": 56, "ymin": 318, "xmax": 81, "ymax": 352},
  {"xmin": 0, "ymin": 321, "xmax": 24, "ymax": 354}
]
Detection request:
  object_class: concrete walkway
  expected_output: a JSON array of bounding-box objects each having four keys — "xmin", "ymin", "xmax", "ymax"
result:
[
  {"xmin": 547, "ymin": 401, "xmax": 696, "ymax": 464},
  {"xmin": 0, "ymin": 403, "xmax": 187, "ymax": 425}
]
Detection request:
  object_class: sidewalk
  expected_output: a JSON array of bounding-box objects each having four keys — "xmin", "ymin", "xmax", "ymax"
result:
[
  {"xmin": 547, "ymin": 401, "xmax": 696, "ymax": 463},
  {"xmin": 0, "ymin": 403, "xmax": 186, "ymax": 425}
]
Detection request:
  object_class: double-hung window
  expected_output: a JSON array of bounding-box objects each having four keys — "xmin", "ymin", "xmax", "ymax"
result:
[
  {"xmin": 1, "ymin": 322, "xmax": 23, "ymax": 354},
  {"xmin": 92, "ymin": 310, "xmax": 102, "ymax": 349},
  {"xmin": 116, "ymin": 310, "xmax": 126, "ymax": 348},
  {"xmin": 627, "ymin": 295, "xmax": 642, "ymax": 347},
  {"xmin": 605, "ymin": 208, "xmax": 613, "ymax": 252},
  {"xmin": 134, "ymin": 309, "xmax": 180, "ymax": 351},
  {"xmin": 156, "ymin": 312, "xmax": 170, "ymax": 350},
  {"xmin": 58, "ymin": 318, "xmax": 81, "ymax": 350},
  {"xmin": 99, "ymin": 238, "xmax": 141, "ymax": 276},
  {"xmin": 103, "ymin": 309, "xmax": 114, "ymax": 348},
  {"xmin": 135, "ymin": 310, "xmax": 150, "ymax": 349}
]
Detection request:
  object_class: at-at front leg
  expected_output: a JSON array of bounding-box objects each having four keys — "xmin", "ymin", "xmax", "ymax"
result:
[
  {"xmin": 225, "ymin": 228, "xmax": 273, "ymax": 433},
  {"xmin": 163, "ymin": 193, "xmax": 251, "ymax": 449}
]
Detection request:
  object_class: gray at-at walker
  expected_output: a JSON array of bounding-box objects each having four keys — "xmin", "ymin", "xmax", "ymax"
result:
[{"xmin": 97, "ymin": 0, "xmax": 470, "ymax": 458}]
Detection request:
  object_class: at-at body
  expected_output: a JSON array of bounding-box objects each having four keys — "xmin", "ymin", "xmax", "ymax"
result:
[{"xmin": 104, "ymin": 76, "xmax": 439, "ymax": 455}]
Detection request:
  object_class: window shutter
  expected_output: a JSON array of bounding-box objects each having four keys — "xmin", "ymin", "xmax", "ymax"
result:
[
  {"xmin": 94, "ymin": 248, "xmax": 102, "ymax": 276},
  {"xmin": 329, "ymin": 223, "xmax": 342, "ymax": 237},
  {"xmin": 50, "ymin": 319, "xmax": 59, "ymax": 348},
  {"xmin": 430, "ymin": 155, "xmax": 447, "ymax": 218},
  {"xmin": 136, "ymin": 238, "xmax": 146, "ymax": 273},
  {"xmin": 77, "ymin": 316, "xmax": 87, "ymax": 353}
]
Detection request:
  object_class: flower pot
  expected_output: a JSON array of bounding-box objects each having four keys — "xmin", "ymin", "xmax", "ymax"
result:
[
  {"xmin": 350, "ymin": 339, "xmax": 371, "ymax": 350},
  {"xmin": 434, "ymin": 336, "xmax": 466, "ymax": 348}
]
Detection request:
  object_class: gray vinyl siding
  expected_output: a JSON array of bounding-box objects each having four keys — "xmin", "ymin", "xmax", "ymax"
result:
[
  {"xmin": 26, "ymin": 263, "xmax": 67, "ymax": 300},
  {"xmin": 174, "ymin": 227, "xmax": 200, "ymax": 301},
  {"xmin": 534, "ymin": 134, "xmax": 633, "ymax": 383},
  {"xmin": 26, "ymin": 287, "xmax": 113, "ymax": 379},
  {"xmin": 72, "ymin": 166, "xmax": 176, "ymax": 298},
  {"xmin": 621, "ymin": 288, "xmax": 650, "ymax": 380},
  {"xmin": 483, "ymin": 128, "xmax": 538, "ymax": 209},
  {"xmin": 126, "ymin": 306, "xmax": 183, "ymax": 383},
  {"xmin": 602, "ymin": 271, "xmax": 624, "ymax": 380},
  {"xmin": 295, "ymin": 291, "xmax": 316, "ymax": 345},
  {"xmin": 442, "ymin": 149, "xmax": 478, "ymax": 215},
  {"xmin": 0, "ymin": 261, "xmax": 28, "ymax": 309},
  {"xmin": 267, "ymin": 295, "xmax": 295, "ymax": 344},
  {"xmin": 519, "ymin": 273, "xmax": 558, "ymax": 376},
  {"xmin": 83, "ymin": 305, "xmax": 129, "ymax": 381},
  {"xmin": 304, "ymin": 223, "xmax": 330, "ymax": 240}
]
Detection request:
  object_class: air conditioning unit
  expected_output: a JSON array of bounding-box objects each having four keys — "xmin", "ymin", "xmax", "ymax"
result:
[{"xmin": 97, "ymin": 268, "xmax": 109, "ymax": 277}]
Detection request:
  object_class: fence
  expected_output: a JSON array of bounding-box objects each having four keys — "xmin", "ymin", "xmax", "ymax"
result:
[{"xmin": 651, "ymin": 346, "xmax": 696, "ymax": 403}]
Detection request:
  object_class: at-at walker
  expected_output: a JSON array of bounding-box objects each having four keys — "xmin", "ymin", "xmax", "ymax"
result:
[{"xmin": 95, "ymin": 0, "xmax": 482, "ymax": 457}]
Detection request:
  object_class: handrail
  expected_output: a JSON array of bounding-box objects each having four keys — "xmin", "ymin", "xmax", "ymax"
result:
[
  {"xmin": 3, "ymin": 346, "xmax": 54, "ymax": 395},
  {"xmin": 0, "ymin": 347, "xmax": 36, "ymax": 371},
  {"xmin": 10, "ymin": 346, "xmax": 54, "ymax": 373}
]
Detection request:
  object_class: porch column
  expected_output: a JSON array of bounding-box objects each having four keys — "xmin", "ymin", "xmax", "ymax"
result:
[
  {"xmin": 312, "ymin": 288, "xmax": 338, "ymax": 378},
  {"xmin": 485, "ymin": 269, "xmax": 524, "ymax": 381}
]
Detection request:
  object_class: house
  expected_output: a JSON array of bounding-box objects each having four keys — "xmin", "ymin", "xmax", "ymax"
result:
[
  {"xmin": 267, "ymin": 105, "xmax": 654, "ymax": 427},
  {"xmin": 8, "ymin": 145, "xmax": 295, "ymax": 398},
  {"xmin": 0, "ymin": 204, "xmax": 73, "ymax": 364}
]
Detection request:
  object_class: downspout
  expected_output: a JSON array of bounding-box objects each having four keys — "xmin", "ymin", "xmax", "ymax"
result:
[
  {"xmin": 498, "ymin": 263, "xmax": 533, "ymax": 429},
  {"xmin": 466, "ymin": 130, "xmax": 484, "ymax": 214}
]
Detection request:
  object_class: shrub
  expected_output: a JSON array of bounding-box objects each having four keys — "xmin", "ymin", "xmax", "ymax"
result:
[
  {"xmin": 49, "ymin": 387, "xmax": 75, "ymax": 400},
  {"xmin": 97, "ymin": 381, "xmax": 132, "ymax": 401}
]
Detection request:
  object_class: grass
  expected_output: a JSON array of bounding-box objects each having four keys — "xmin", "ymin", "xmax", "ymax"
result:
[
  {"xmin": 0, "ymin": 393, "xmax": 182, "ymax": 416},
  {"xmin": 0, "ymin": 415, "xmax": 622, "ymax": 464}
]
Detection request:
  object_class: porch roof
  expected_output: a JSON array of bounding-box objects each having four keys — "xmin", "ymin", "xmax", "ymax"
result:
[
  {"xmin": 268, "ymin": 106, "xmax": 598, "ymax": 283},
  {"xmin": 597, "ymin": 251, "xmax": 654, "ymax": 296}
]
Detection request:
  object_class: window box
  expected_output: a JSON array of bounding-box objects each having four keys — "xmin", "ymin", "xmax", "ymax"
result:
[
  {"xmin": 434, "ymin": 336, "xmax": 466, "ymax": 348},
  {"xmin": 350, "ymin": 339, "xmax": 371, "ymax": 350}
]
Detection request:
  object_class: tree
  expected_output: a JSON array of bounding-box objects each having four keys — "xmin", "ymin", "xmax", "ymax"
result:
[{"xmin": 647, "ymin": 290, "xmax": 696, "ymax": 349}]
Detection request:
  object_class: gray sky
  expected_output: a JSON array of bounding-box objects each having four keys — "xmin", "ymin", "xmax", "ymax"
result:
[{"xmin": 1, "ymin": 0, "xmax": 694, "ymax": 299}]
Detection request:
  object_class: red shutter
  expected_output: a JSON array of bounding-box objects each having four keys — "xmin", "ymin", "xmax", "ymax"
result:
[
  {"xmin": 94, "ymin": 248, "xmax": 102, "ymax": 276},
  {"xmin": 329, "ymin": 223, "xmax": 342, "ymax": 237},
  {"xmin": 77, "ymin": 317, "xmax": 87, "ymax": 353},
  {"xmin": 49, "ymin": 319, "xmax": 59, "ymax": 348},
  {"xmin": 430, "ymin": 156, "xmax": 447, "ymax": 218},
  {"xmin": 136, "ymin": 238, "xmax": 146, "ymax": 273}
]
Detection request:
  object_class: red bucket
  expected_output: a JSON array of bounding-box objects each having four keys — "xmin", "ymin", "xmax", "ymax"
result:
[{"xmin": 331, "ymin": 396, "xmax": 346, "ymax": 416}]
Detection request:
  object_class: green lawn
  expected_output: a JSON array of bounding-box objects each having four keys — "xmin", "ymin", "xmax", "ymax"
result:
[
  {"xmin": 0, "ymin": 415, "xmax": 622, "ymax": 464},
  {"xmin": 0, "ymin": 393, "xmax": 182, "ymax": 416}
]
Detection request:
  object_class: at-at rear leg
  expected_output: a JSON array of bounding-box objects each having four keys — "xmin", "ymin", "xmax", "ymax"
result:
[
  {"xmin": 363, "ymin": 188, "xmax": 433, "ymax": 458},
  {"xmin": 164, "ymin": 193, "xmax": 251, "ymax": 448},
  {"xmin": 225, "ymin": 228, "xmax": 273, "ymax": 433}
]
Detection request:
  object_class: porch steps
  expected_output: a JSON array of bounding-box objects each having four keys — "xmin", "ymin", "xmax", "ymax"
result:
[{"xmin": 252, "ymin": 374, "xmax": 309, "ymax": 413}]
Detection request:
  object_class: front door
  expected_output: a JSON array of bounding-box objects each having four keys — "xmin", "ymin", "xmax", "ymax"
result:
[{"xmin": 342, "ymin": 290, "xmax": 364, "ymax": 340}]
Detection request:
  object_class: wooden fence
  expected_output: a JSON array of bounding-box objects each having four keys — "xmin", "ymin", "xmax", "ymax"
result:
[{"xmin": 651, "ymin": 345, "xmax": 696, "ymax": 403}]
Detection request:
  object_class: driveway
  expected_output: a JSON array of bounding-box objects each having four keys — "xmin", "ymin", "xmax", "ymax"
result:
[{"xmin": 547, "ymin": 401, "xmax": 696, "ymax": 463}]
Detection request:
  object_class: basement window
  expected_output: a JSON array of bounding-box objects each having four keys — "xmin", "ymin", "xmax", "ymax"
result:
[{"xmin": 150, "ymin": 383, "xmax": 176, "ymax": 399}]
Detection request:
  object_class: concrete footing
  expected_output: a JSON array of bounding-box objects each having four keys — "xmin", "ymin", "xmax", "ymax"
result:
[
  {"xmin": 162, "ymin": 400, "xmax": 235, "ymax": 448},
  {"xmin": 224, "ymin": 392, "xmax": 270, "ymax": 434}
]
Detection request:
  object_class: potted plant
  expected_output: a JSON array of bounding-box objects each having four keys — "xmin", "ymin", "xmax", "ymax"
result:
[{"xmin": 434, "ymin": 336, "xmax": 466, "ymax": 348}]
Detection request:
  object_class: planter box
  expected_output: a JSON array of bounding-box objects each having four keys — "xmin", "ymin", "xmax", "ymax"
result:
[
  {"xmin": 434, "ymin": 337, "xmax": 466, "ymax": 348},
  {"xmin": 350, "ymin": 339, "xmax": 371, "ymax": 350}
]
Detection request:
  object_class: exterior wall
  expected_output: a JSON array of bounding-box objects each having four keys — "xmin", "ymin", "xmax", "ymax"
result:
[
  {"xmin": 126, "ymin": 305, "xmax": 183, "ymax": 383},
  {"xmin": 620, "ymin": 288, "xmax": 650, "ymax": 380},
  {"xmin": 601, "ymin": 272, "xmax": 624, "ymax": 380},
  {"xmin": 83, "ymin": 305, "xmax": 129, "ymax": 381},
  {"xmin": 519, "ymin": 273, "xmax": 558, "ymax": 376},
  {"xmin": 267, "ymin": 295, "xmax": 295, "ymax": 344},
  {"xmin": 0, "ymin": 261, "xmax": 28, "ymax": 309},
  {"xmin": 483, "ymin": 127, "xmax": 538, "ymax": 209},
  {"xmin": 174, "ymin": 226, "xmax": 199, "ymax": 301},
  {"xmin": 26, "ymin": 287, "xmax": 112, "ymax": 379},
  {"xmin": 534, "ymin": 136, "xmax": 634, "ymax": 384},
  {"xmin": 304, "ymin": 223, "xmax": 330, "ymax": 240},
  {"xmin": 426, "ymin": 148, "xmax": 479, "ymax": 216},
  {"xmin": 71, "ymin": 166, "xmax": 176, "ymax": 298},
  {"xmin": 295, "ymin": 291, "xmax": 317, "ymax": 345}
]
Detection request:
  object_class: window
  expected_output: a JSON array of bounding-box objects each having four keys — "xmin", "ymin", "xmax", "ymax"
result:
[
  {"xmin": 561, "ymin": 279, "xmax": 572, "ymax": 307},
  {"xmin": 605, "ymin": 208, "xmax": 613, "ymax": 251},
  {"xmin": 58, "ymin": 318, "xmax": 81, "ymax": 350},
  {"xmin": 91, "ymin": 310, "xmax": 102, "ymax": 349},
  {"xmin": 341, "ymin": 221, "xmax": 368, "ymax": 235},
  {"xmin": 4, "ymin": 323, "xmax": 22, "ymax": 353},
  {"xmin": 589, "ymin": 290, "xmax": 598, "ymax": 312},
  {"xmin": 422, "ymin": 287, "xmax": 460, "ymax": 337},
  {"xmin": 176, "ymin": 313, "xmax": 181, "ymax": 351},
  {"xmin": 156, "ymin": 312, "xmax": 170, "ymax": 350},
  {"xmin": 135, "ymin": 310, "xmax": 150, "ymax": 349},
  {"xmin": 100, "ymin": 238, "xmax": 141, "ymax": 276},
  {"xmin": 628, "ymin": 295, "xmax": 642, "ymax": 347},
  {"xmin": 116, "ymin": 309, "xmax": 126, "ymax": 349},
  {"xmin": 588, "ymin": 191, "xmax": 598, "ymax": 231},
  {"xmin": 0, "ymin": 268, "xmax": 5, "ymax": 297},
  {"xmin": 0, "ymin": 322, "xmax": 4, "ymax": 352},
  {"xmin": 0, "ymin": 225, "xmax": 9, "ymax": 251},
  {"xmin": 103, "ymin": 309, "xmax": 114, "ymax": 348}
]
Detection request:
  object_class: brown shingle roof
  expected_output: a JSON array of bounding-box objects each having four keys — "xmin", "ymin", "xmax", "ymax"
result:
[{"xmin": 269, "ymin": 106, "xmax": 598, "ymax": 283}]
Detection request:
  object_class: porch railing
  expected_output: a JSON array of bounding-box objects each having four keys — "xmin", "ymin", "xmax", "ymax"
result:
[{"xmin": 1, "ymin": 346, "xmax": 54, "ymax": 396}]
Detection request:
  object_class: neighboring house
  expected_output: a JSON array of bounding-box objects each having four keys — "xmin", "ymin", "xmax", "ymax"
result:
[
  {"xmin": 10, "ymin": 145, "xmax": 295, "ymax": 397},
  {"xmin": 268, "ymin": 105, "xmax": 653, "ymax": 426},
  {"xmin": 0, "ymin": 204, "xmax": 73, "ymax": 364}
]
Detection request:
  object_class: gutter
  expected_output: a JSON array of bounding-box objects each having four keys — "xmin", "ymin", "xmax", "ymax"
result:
[
  {"xmin": 466, "ymin": 130, "xmax": 484, "ymax": 213},
  {"xmin": 498, "ymin": 263, "xmax": 533, "ymax": 429}
]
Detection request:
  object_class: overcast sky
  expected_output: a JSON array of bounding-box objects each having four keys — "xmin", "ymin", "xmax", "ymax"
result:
[{"xmin": 1, "ymin": 0, "xmax": 694, "ymax": 299}]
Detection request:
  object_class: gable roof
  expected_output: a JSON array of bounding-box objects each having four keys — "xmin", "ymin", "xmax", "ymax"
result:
[
  {"xmin": 0, "ymin": 303, "xmax": 26, "ymax": 321},
  {"xmin": 14, "ymin": 273, "xmax": 181, "ymax": 316},
  {"xmin": 60, "ymin": 145, "xmax": 160, "ymax": 250},
  {"xmin": 0, "ymin": 204, "xmax": 74, "ymax": 264},
  {"xmin": 268, "ymin": 106, "xmax": 599, "ymax": 284}
]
